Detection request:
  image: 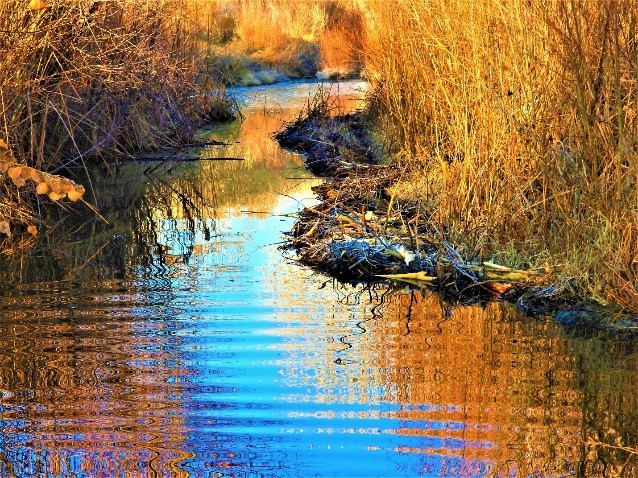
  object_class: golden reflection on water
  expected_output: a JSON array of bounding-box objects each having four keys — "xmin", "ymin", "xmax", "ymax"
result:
[
  {"xmin": 0, "ymin": 307, "xmax": 192, "ymax": 475},
  {"xmin": 1, "ymin": 81, "xmax": 637, "ymax": 477},
  {"xmin": 379, "ymin": 293, "xmax": 637, "ymax": 476},
  {"xmin": 266, "ymin": 286, "xmax": 638, "ymax": 477},
  {"xmin": 152, "ymin": 85, "xmax": 365, "ymax": 222},
  {"xmin": 147, "ymin": 110, "xmax": 314, "ymax": 222},
  {"xmin": 371, "ymin": 293, "xmax": 581, "ymax": 475}
]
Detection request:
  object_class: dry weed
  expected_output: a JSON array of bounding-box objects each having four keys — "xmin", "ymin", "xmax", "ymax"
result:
[{"xmin": 364, "ymin": 0, "xmax": 638, "ymax": 309}]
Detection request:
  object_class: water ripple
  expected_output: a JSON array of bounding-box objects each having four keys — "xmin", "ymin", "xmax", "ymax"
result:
[{"xmin": 0, "ymin": 80, "xmax": 637, "ymax": 477}]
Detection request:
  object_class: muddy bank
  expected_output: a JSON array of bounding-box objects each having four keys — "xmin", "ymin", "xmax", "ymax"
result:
[{"xmin": 275, "ymin": 109, "xmax": 638, "ymax": 334}]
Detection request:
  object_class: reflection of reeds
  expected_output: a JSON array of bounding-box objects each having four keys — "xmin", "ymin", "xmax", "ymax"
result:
[
  {"xmin": 364, "ymin": 0, "xmax": 638, "ymax": 310},
  {"xmin": 0, "ymin": 294, "xmax": 191, "ymax": 476},
  {"xmin": 368, "ymin": 293, "xmax": 578, "ymax": 474},
  {"xmin": 260, "ymin": 281, "xmax": 638, "ymax": 474},
  {"xmin": 365, "ymin": 291, "xmax": 638, "ymax": 475},
  {"xmin": 0, "ymin": 107, "xmax": 316, "ymax": 284},
  {"xmin": 157, "ymin": 108, "xmax": 315, "ymax": 216}
]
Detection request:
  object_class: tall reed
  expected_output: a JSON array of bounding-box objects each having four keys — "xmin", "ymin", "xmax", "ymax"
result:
[
  {"xmin": 201, "ymin": 0, "xmax": 364, "ymax": 81},
  {"xmin": 364, "ymin": 0, "xmax": 638, "ymax": 309},
  {"xmin": 0, "ymin": 0, "xmax": 232, "ymax": 234}
]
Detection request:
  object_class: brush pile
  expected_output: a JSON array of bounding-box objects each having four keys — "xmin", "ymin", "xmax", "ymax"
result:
[
  {"xmin": 286, "ymin": 162, "xmax": 554, "ymax": 305},
  {"xmin": 274, "ymin": 88, "xmax": 378, "ymax": 177},
  {"xmin": 276, "ymin": 101, "xmax": 638, "ymax": 330},
  {"xmin": 277, "ymin": 107, "xmax": 553, "ymax": 303}
]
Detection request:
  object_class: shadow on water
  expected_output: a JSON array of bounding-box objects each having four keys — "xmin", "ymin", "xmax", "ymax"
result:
[{"xmin": 0, "ymin": 80, "xmax": 636, "ymax": 477}]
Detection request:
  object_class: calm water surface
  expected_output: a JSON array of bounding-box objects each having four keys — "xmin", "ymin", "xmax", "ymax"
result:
[{"xmin": 0, "ymin": 80, "xmax": 637, "ymax": 477}]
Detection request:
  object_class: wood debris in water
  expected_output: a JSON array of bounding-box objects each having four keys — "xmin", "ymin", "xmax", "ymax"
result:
[
  {"xmin": 275, "ymin": 110, "xmax": 558, "ymax": 305},
  {"xmin": 275, "ymin": 103, "xmax": 638, "ymax": 330}
]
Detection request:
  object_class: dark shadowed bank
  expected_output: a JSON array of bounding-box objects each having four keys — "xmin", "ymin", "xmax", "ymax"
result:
[{"xmin": 274, "ymin": 104, "xmax": 638, "ymax": 335}]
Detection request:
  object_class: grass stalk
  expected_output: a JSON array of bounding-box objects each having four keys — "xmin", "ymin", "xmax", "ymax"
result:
[{"xmin": 364, "ymin": 0, "xmax": 638, "ymax": 310}]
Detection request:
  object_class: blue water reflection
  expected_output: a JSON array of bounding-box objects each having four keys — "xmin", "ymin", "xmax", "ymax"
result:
[
  {"xmin": 132, "ymin": 186, "xmax": 497, "ymax": 477},
  {"xmin": 0, "ymin": 80, "xmax": 637, "ymax": 477}
]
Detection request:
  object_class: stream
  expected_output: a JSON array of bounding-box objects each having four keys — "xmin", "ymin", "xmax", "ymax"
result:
[{"xmin": 0, "ymin": 80, "xmax": 637, "ymax": 477}]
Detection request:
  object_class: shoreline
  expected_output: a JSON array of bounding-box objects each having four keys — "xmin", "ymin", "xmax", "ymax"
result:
[{"xmin": 274, "ymin": 108, "xmax": 638, "ymax": 335}]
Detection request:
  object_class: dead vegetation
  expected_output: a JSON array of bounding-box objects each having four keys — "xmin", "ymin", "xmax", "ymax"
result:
[
  {"xmin": 361, "ymin": 0, "xmax": 638, "ymax": 311},
  {"xmin": 276, "ymin": 92, "xmax": 638, "ymax": 331},
  {"xmin": 0, "ymin": 0, "xmax": 236, "ymax": 243},
  {"xmin": 200, "ymin": 0, "xmax": 365, "ymax": 85}
]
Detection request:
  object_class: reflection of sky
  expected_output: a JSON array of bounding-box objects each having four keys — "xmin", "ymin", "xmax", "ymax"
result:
[
  {"xmin": 152, "ymin": 174, "xmax": 495, "ymax": 476},
  {"xmin": 229, "ymin": 78, "xmax": 368, "ymax": 111},
  {"xmin": 2, "ymin": 79, "xmax": 624, "ymax": 477}
]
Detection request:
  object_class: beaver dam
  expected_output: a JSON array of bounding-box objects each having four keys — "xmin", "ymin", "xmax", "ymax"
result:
[{"xmin": 274, "ymin": 94, "xmax": 638, "ymax": 335}]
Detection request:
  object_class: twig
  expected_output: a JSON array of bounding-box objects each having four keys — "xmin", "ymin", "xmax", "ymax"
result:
[
  {"xmin": 583, "ymin": 439, "xmax": 638, "ymax": 456},
  {"xmin": 79, "ymin": 198, "xmax": 109, "ymax": 225},
  {"xmin": 50, "ymin": 134, "xmax": 112, "ymax": 174},
  {"xmin": 66, "ymin": 238, "xmax": 113, "ymax": 277}
]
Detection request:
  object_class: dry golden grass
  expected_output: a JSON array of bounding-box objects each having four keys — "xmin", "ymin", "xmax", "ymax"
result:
[
  {"xmin": 364, "ymin": 0, "xmax": 638, "ymax": 309},
  {"xmin": 0, "ymin": 0, "xmax": 364, "ymax": 241},
  {"xmin": 200, "ymin": 0, "xmax": 364, "ymax": 82},
  {"xmin": 0, "ymin": 0, "xmax": 233, "ymax": 236}
]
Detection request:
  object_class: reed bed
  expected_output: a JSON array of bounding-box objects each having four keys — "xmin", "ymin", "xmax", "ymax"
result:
[
  {"xmin": 0, "ymin": 0, "xmax": 234, "ymax": 238},
  {"xmin": 363, "ymin": 0, "xmax": 638, "ymax": 310}
]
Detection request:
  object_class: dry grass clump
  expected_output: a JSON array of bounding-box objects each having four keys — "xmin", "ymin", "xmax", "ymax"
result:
[
  {"xmin": 318, "ymin": 1, "xmax": 365, "ymax": 78},
  {"xmin": 0, "ymin": 0, "xmax": 234, "ymax": 239},
  {"xmin": 364, "ymin": 0, "xmax": 638, "ymax": 310},
  {"xmin": 226, "ymin": 0, "xmax": 324, "ymax": 77}
]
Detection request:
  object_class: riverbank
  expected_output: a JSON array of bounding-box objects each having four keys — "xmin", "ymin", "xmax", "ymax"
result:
[
  {"xmin": 0, "ymin": 0, "xmax": 366, "ymax": 243},
  {"xmin": 0, "ymin": 1, "xmax": 239, "ymax": 243},
  {"xmin": 360, "ymin": 0, "xmax": 638, "ymax": 313},
  {"xmin": 275, "ymin": 104, "xmax": 638, "ymax": 334}
]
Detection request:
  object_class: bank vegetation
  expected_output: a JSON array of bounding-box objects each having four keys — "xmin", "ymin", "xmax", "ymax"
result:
[
  {"xmin": 2, "ymin": 0, "xmax": 637, "ymax": 313},
  {"xmin": 0, "ymin": 0, "xmax": 366, "ymax": 245},
  {"xmin": 359, "ymin": 0, "xmax": 637, "ymax": 311},
  {"xmin": 195, "ymin": 0, "xmax": 365, "ymax": 85},
  {"xmin": 0, "ymin": 0, "xmax": 241, "ymax": 242}
]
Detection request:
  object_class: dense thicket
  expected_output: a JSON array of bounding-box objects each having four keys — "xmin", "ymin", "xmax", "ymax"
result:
[{"xmin": 364, "ymin": 0, "xmax": 638, "ymax": 309}]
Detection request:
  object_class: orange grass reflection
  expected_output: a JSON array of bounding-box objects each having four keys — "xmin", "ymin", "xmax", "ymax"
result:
[
  {"xmin": 266, "ymin": 285, "xmax": 638, "ymax": 476},
  {"xmin": 152, "ymin": 83, "xmax": 367, "ymax": 221},
  {"xmin": 0, "ymin": 295, "xmax": 192, "ymax": 476},
  {"xmin": 363, "ymin": 292, "xmax": 638, "ymax": 476}
]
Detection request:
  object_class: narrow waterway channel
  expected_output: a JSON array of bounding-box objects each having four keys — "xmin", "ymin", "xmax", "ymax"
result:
[{"xmin": 0, "ymin": 80, "xmax": 637, "ymax": 477}]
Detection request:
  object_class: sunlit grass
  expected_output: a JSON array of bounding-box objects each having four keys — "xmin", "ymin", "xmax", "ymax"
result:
[
  {"xmin": 364, "ymin": 0, "xmax": 638, "ymax": 309},
  {"xmin": 0, "ymin": 0, "xmax": 234, "ymax": 236},
  {"xmin": 197, "ymin": 0, "xmax": 364, "ymax": 84}
]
